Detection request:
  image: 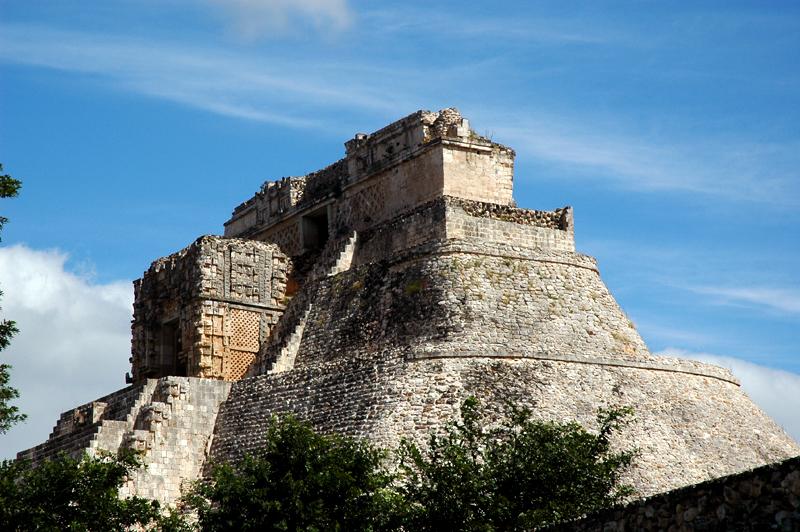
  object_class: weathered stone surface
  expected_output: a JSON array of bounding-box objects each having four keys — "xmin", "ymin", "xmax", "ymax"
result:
[
  {"xmin": 210, "ymin": 242, "xmax": 797, "ymax": 498},
  {"xmin": 224, "ymin": 108, "xmax": 517, "ymax": 254},
  {"xmin": 18, "ymin": 377, "xmax": 230, "ymax": 507},
  {"xmin": 117, "ymin": 377, "xmax": 231, "ymax": 505}
]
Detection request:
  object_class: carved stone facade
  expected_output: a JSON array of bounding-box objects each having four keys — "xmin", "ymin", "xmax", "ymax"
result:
[
  {"xmin": 130, "ymin": 236, "xmax": 288, "ymax": 383},
  {"xmin": 19, "ymin": 108, "xmax": 799, "ymax": 509}
]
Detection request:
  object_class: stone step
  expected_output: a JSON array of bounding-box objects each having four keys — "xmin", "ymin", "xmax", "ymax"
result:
[
  {"xmin": 270, "ymin": 305, "xmax": 313, "ymax": 374},
  {"xmin": 328, "ymin": 232, "xmax": 357, "ymax": 276},
  {"xmin": 250, "ymin": 231, "xmax": 356, "ymax": 377},
  {"xmin": 89, "ymin": 379, "xmax": 159, "ymax": 455}
]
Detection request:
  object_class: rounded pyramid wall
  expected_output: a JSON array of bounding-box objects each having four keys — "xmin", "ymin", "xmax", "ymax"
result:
[{"xmin": 210, "ymin": 240, "xmax": 799, "ymax": 497}]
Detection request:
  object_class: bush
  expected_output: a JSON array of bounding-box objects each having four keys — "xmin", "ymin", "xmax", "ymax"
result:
[
  {"xmin": 188, "ymin": 400, "xmax": 636, "ymax": 531},
  {"xmin": 186, "ymin": 415, "xmax": 397, "ymax": 531},
  {"xmin": 0, "ymin": 450, "xmax": 185, "ymax": 531},
  {"xmin": 396, "ymin": 399, "xmax": 636, "ymax": 531}
]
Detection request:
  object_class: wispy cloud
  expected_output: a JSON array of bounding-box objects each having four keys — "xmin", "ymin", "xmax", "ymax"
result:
[
  {"xmin": 687, "ymin": 285, "xmax": 800, "ymax": 316},
  {"xmin": 0, "ymin": 24, "xmax": 408, "ymax": 129},
  {"xmin": 635, "ymin": 321, "xmax": 713, "ymax": 346},
  {"xmin": 203, "ymin": 0, "xmax": 353, "ymax": 40},
  {"xmin": 360, "ymin": 8, "xmax": 611, "ymax": 45},
  {"xmin": 658, "ymin": 348, "xmax": 800, "ymax": 443},
  {"xmin": 581, "ymin": 239, "xmax": 800, "ymax": 318},
  {"xmin": 490, "ymin": 119, "xmax": 800, "ymax": 205},
  {"xmin": 1, "ymin": 22, "xmax": 798, "ymax": 205}
]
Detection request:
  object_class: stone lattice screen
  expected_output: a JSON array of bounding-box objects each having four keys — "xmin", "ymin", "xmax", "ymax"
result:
[{"xmin": 225, "ymin": 308, "xmax": 261, "ymax": 380}]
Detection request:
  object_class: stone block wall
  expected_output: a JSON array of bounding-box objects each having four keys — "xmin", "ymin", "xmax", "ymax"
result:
[
  {"xmin": 353, "ymin": 196, "xmax": 574, "ymax": 267},
  {"xmin": 210, "ymin": 230, "xmax": 798, "ymax": 498},
  {"xmin": 117, "ymin": 377, "xmax": 231, "ymax": 505},
  {"xmin": 343, "ymin": 108, "xmax": 469, "ymax": 184},
  {"xmin": 337, "ymin": 146, "xmax": 445, "ymax": 234},
  {"xmin": 343, "ymin": 111, "xmax": 428, "ymax": 179},
  {"xmin": 368, "ymin": 356, "xmax": 796, "ymax": 498},
  {"xmin": 441, "ymin": 139, "xmax": 514, "ymax": 206},
  {"xmin": 211, "ymin": 344, "xmax": 799, "ymax": 499},
  {"xmin": 210, "ymin": 355, "xmax": 406, "ymax": 467},
  {"xmin": 548, "ymin": 455, "xmax": 800, "ymax": 531},
  {"xmin": 131, "ymin": 236, "xmax": 288, "ymax": 382},
  {"xmin": 444, "ymin": 200, "xmax": 574, "ymax": 252},
  {"xmin": 448, "ymin": 196, "xmax": 572, "ymax": 230},
  {"xmin": 296, "ymin": 160, "xmax": 347, "ymax": 210},
  {"xmin": 353, "ymin": 197, "xmax": 449, "ymax": 266},
  {"xmin": 284, "ymin": 239, "xmax": 648, "ymax": 368},
  {"xmin": 226, "ymin": 160, "xmax": 347, "ymax": 243},
  {"xmin": 223, "ymin": 199, "xmax": 257, "ymax": 238}
]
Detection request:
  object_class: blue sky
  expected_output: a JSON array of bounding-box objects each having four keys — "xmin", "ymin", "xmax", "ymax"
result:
[{"xmin": 0, "ymin": 0, "xmax": 798, "ymax": 455}]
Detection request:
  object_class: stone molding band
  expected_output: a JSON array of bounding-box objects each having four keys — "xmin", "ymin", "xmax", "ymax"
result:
[
  {"xmin": 408, "ymin": 351, "xmax": 740, "ymax": 386},
  {"xmin": 205, "ymin": 297, "xmax": 286, "ymax": 313},
  {"xmin": 433, "ymin": 246, "xmax": 599, "ymax": 273},
  {"xmin": 381, "ymin": 239, "xmax": 600, "ymax": 273}
]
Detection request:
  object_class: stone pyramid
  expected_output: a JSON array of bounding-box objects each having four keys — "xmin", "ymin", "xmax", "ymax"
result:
[{"xmin": 20, "ymin": 109, "xmax": 799, "ymax": 505}]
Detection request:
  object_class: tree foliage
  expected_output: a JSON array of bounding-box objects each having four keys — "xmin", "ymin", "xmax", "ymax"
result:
[
  {"xmin": 0, "ymin": 162, "xmax": 24, "ymax": 433},
  {"xmin": 0, "ymin": 163, "xmax": 22, "ymax": 234},
  {"xmin": 0, "ymin": 359, "xmax": 23, "ymax": 434},
  {"xmin": 396, "ymin": 398, "xmax": 636, "ymax": 531},
  {"xmin": 187, "ymin": 414, "xmax": 397, "ymax": 531},
  {"xmin": 188, "ymin": 400, "xmax": 636, "ymax": 531},
  {"xmin": 0, "ymin": 399, "xmax": 634, "ymax": 530},
  {"xmin": 0, "ymin": 451, "xmax": 186, "ymax": 531}
]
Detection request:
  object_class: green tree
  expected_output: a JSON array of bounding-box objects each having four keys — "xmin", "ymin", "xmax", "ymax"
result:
[
  {"xmin": 186, "ymin": 414, "xmax": 398, "ymax": 531},
  {"xmin": 0, "ymin": 163, "xmax": 24, "ymax": 433},
  {"xmin": 0, "ymin": 164, "xmax": 22, "ymax": 231},
  {"xmin": 187, "ymin": 402, "xmax": 635, "ymax": 531},
  {"xmin": 396, "ymin": 398, "xmax": 636, "ymax": 531},
  {"xmin": 0, "ymin": 450, "xmax": 187, "ymax": 531}
]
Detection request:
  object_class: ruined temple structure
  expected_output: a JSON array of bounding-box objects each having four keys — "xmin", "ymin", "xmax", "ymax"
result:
[{"xmin": 19, "ymin": 109, "xmax": 799, "ymax": 505}]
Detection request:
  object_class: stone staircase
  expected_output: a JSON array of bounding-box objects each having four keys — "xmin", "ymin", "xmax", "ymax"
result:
[
  {"xmin": 270, "ymin": 305, "xmax": 313, "ymax": 373},
  {"xmin": 85, "ymin": 380, "xmax": 159, "ymax": 458},
  {"xmin": 325, "ymin": 231, "xmax": 358, "ymax": 277},
  {"xmin": 114, "ymin": 377, "xmax": 231, "ymax": 505},
  {"xmin": 18, "ymin": 377, "xmax": 230, "ymax": 507},
  {"xmin": 17, "ymin": 380, "xmax": 158, "ymax": 464},
  {"xmin": 250, "ymin": 231, "xmax": 357, "ymax": 376}
]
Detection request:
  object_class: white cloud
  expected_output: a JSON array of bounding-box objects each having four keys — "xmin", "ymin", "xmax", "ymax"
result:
[
  {"xmin": 687, "ymin": 286, "xmax": 800, "ymax": 316},
  {"xmin": 658, "ymin": 348, "xmax": 800, "ymax": 443},
  {"xmin": 0, "ymin": 245, "xmax": 133, "ymax": 459},
  {"xmin": 205, "ymin": 0, "xmax": 352, "ymax": 40}
]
